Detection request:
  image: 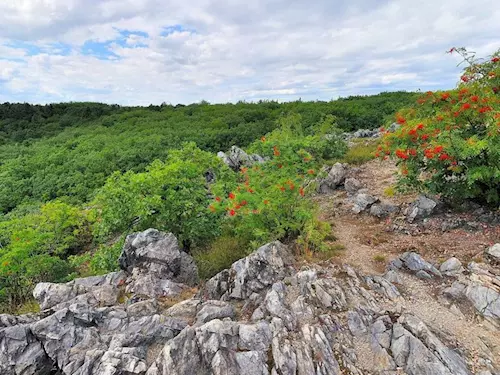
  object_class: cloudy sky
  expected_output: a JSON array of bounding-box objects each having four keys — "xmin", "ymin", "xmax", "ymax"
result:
[{"xmin": 0, "ymin": 0, "xmax": 499, "ymax": 105}]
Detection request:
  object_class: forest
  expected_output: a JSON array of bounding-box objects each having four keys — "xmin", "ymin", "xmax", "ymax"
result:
[{"xmin": 0, "ymin": 91, "xmax": 418, "ymax": 311}]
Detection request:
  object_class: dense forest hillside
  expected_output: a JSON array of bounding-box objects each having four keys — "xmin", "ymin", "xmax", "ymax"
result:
[{"xmin": 0, "ymin": 92, "xmax": 416, "ymax": 213}]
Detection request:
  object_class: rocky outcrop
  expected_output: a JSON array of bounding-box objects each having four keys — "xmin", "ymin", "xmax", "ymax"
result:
[
  {"xmin": 217, "ymin": 146, "xmax": 265, "ymax": 171},
  {"xmin": 443, "ymin": 261, "xmax": 500, "ymax": 328},
  {"xmin": 342, "ymin": 122, "xmax": 400, "ymax": 140},
  {"xmin": 2, "ymin": 230, "xmax": 498, "ymax": 374},
  {"xmin": 389, "ymin": 251, "xmax": 442, "ymax": 278}
]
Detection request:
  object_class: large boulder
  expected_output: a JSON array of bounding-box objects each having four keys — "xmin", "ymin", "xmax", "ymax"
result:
[
  {"xmin": 119, "ymin": 229, "xmax": 199, "ymax": 296},
  {"xmin": 0, "ymin": 314, "xmax": 56, "ymax": 375},
  {"xmin": 33, "ymin": 272, "xmax": 126, "ymax": 311},
  {"xmin": 29, "ymin": 303, "xmax": 186, "ymax": 375},
  {"xmin": 217, "ymin": 146, "xmax": 265, "ymax": 171}
]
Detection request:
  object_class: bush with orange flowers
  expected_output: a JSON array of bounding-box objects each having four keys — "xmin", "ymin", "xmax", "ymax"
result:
[
  {"xmin": 379, "ymin": 48, "xmax": 500, "ymax": 205},
  {"xmin": 209, "ymin": 114, "xmax": 344, "ymax": 251}
]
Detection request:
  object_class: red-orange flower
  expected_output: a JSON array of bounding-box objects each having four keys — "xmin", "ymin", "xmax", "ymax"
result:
[
  {"xmin": 439, "ymin": 153, "xmax": 450, "ymax": 161},
  {"xmin": 395, "ymin": 149, "xmax": 409, "ymax": 160},
  {"xmin": 416, "ymin": 123, "xmax": 424, "ymax": 130},
  {"xmin": 471, "ymin": 95, "xmax": 479, "ymax": 102},
  {"xmin": 240, "ymin": 200, "xmax": 248, "ymax": 206},
  {"xmin": 261, "ymin": 136, "xmax": 266, "ymax": 142},
  {"xmin": 440, "ymin": 92, "xmax": 451, "ymax": 100},
  {"xmin": 209, "ymin": 205, "xmax": 216, "ymax": 213},
  {"xmin": 434, "ymin": 145, "xmax": 444, "ymax": 153},
  {"xmin": 307, "ymin": 169, "xmax": 315, "ymax": 175},
  {"xmin": 421, "ymin": 134, "xmax": 429, "ymax": 141},
  {"xmin": 424, "ymin": 149, "xmax": 435, "ymax": 159},
  {"xmin": 263, "ymin": 199, "xmax": 269, "ymax": 205},
  {"xmin": 273, "ymin": 146, "xmax": 280, "ymax": 156},
  {"xmin": 215, "ymin": 196, "xmax": 221, "ymax": 202},
  {"xmin": 299, "ymin": 187, "xmax": 305, "ymax": 197},
  {"xmin": 228, "ymin": 192, "xmax": 236, "ymax": 200},
  {"xmin": 492, "ymin": 57, "xmax": 500, "ymax": 63},
  {"xmin": 461, "ymin": 103, "xmax": 471, "ymax": 110},
  {"xmin": 396, "ymin": 116, "xmax": 406, "ymax": 124},
  {"xmin": 229, "ymin": 209, "xmax": 236, "ymax": 217},
  {"xmin": 479, "ymin": 106, "xmax": 492, "ymax": 113}
]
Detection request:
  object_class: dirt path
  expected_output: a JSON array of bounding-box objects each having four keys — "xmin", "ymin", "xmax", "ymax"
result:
[{"xmin": 315, "ymin": 157, "xmax": 500, "ymax": 371}]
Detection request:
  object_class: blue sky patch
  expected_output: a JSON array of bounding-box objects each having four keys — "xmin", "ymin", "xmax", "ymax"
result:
[
  {"xmin": 81, "ymin": 29, "xmax": 149, "ymax": 60},
  {"xmin": 161, "ymin": 25, "xmax": 196, "ymax": 37}
]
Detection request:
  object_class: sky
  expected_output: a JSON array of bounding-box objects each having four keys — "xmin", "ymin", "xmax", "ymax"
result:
[{"xmin": 0, "ymin": 0, "xmax": 499, "ymax": 105}]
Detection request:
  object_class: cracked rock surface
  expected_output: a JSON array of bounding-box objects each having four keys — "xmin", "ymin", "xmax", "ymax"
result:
[{"xmin": 1, "ymin": 229, "xmax": 500, "ymax": 374}]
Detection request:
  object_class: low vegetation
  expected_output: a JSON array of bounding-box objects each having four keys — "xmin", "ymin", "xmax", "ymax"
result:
[{"xmin": 340, "ymin": 139, "xmax": 379, "ymax": 165}]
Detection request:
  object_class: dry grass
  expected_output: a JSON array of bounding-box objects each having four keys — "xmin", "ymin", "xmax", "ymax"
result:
[
  {"xmin": 373, "ymin": 254, "xmax": 387, "ymax": 263},
  {"xmin": 340, "ymin": 139, "xmax": 379, "ymax": 165},
  {"xmin": 158, "ymin": 287, "xmax": 198, "ymax": 310},
  {"xmin": 194, "ymin": 236, "xmax": 249, "ymax": 280},
  {"xmin": 13, "ymin": 299, "xmax": 40, "ymax": 315}
]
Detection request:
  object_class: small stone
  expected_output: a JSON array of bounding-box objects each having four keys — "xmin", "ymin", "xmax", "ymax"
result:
[
  {"xmin": 400, "ymin": 252, "xmax": 442, "ymax": 277},
  {"xmin": 196, "ymin": 301, "xmax": 235, "ymax": 324},
  {"xmin": 443, "ymin": 281, "xmax": 467, "ymax": 299},
  {"xmin": 416, "ymin": 270, "xmax": 432, "ymax": 280},
  {"xmin": 370, "ymin": 203, "xmax": 399, "ymax": 218},
  {"xmin": 383, "ymin": 270, "xmax": 402, "ymax": 284}
]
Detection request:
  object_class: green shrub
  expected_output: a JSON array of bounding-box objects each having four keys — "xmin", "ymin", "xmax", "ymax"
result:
[
  {"xmin": 91, "ymin": 142, "xmax": 234, "ymax": 249},
  {"xmin": 209, "ymin": 114, "xmax": 335, "ymax": 251},
  {"xmin": 193, "ymin": 236, "xmax": 248, "ymax": 280},
  {"xmin": 0, "ymin": 201, "xmax": 90, "ymax": 257},
  {"xmin": 69, "ymin": 237, "xmax": 125, "ymax": 276},
  {"xmin": 380, "ymin": 48, "xmax": 500, "ymax": 205},
  {"xmin": 248, "ymin": 114, "xmax": 347, "ymax": 163},
  {"xmin": 0, "ymin": 254, "xmax": 72, "ymax": 311},
  {"xmin": 0, "ymin": 201, "xmax": 90, "ymax": 311}
]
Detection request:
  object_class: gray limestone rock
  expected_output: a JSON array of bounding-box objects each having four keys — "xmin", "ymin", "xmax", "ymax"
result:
[
  {"xmin": 440, "ymin": 257, "xmax": 464, "ymax": 276},
  {"xmin": 406, "ymin": 195, "xmax": 440, "ymax": 223}
]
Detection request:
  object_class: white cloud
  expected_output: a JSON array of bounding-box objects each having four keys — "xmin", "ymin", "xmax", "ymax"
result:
[{"xmin": 0, "ymin": 0, "xmax": 499, "ymax": 104}]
